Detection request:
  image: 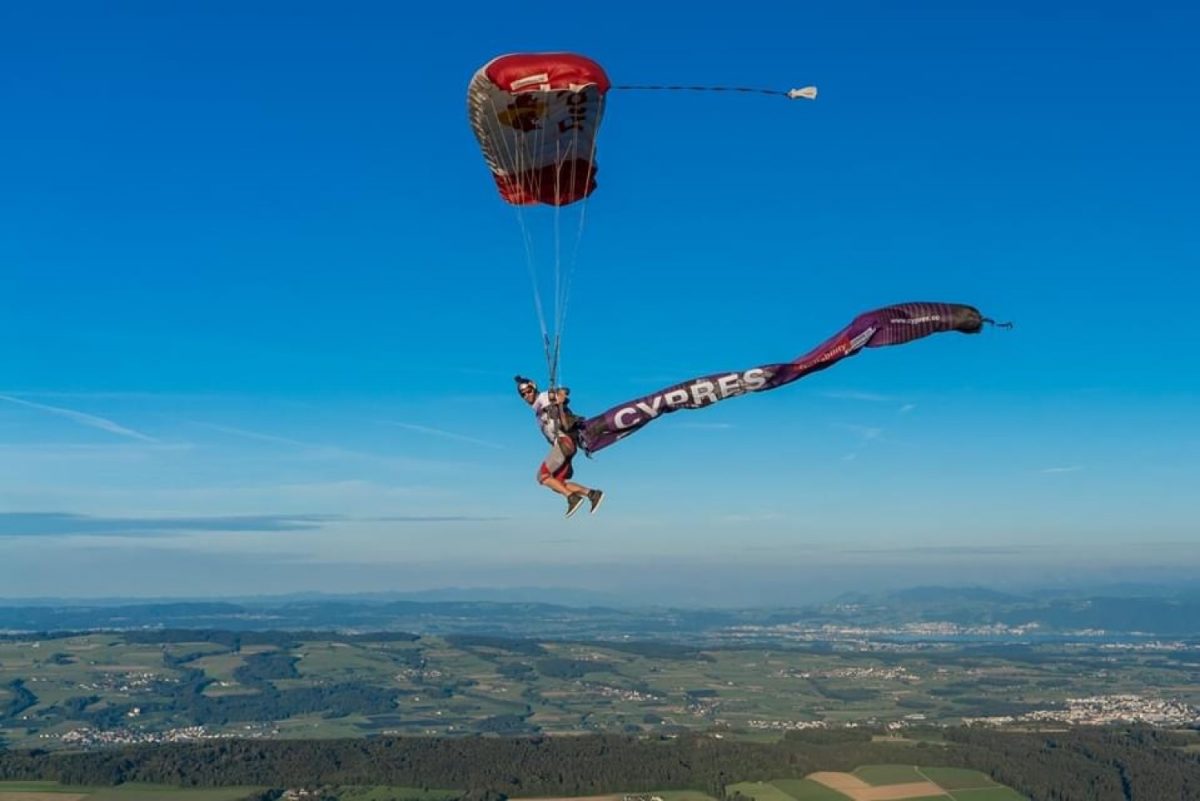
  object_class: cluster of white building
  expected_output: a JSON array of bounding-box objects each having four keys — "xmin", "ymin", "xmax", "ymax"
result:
[
  {"xmin": 725, "ymin": 620, "xmax": 1044, "ymax": 641},
  {"xmin": 75, "ymin": 671, "xmax": 173, "ymax": 693},
  {"xmin": 746, "ymin": 718, "xmax": 829, "ymax": 730},
  {"xmin": 589, "ymin": 683, "xmax": 661, "ymax": 702},
  {"xmin": 963, "ymin": 694, "xmax": 1200, "ymax": 727},
  {"xmin": 776, "ymin": 665, "xmax": 919, "ymax": 682},
  {"xmin": 46, "ymin": 723, "xmax": 276, "ymax": 747}
]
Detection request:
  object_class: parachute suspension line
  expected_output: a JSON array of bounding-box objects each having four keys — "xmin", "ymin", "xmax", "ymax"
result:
[
  {"xmin": 474, "ymin": 69, "xmax": 606, "ymax": 389},
  {"xmin": 483, "ymin": 94, "xmax": 553, "ymax": 379},
  {"xmin": 555, "ymin": 92, "xmax": 606, "ymax": 389},
  {"xmin": 525, "ymin": 97, "xmax": 564, "ymax": 386},
  {"xmin": 533, "ymin": 106, "xmax": 558, "ymax": 383},
  {"xmin": 613, "ymin": 84, "xmax": 818, "ymax": 100},
  {"xmin": 516, "ymin": 207, "xmax": 553, "ymax": 376},
  {"xmin": 550, "ymin": 129, "xmax": 572, "ymax": 390},
  {"xmin": 549, "ymin": 139, "xmax": 565, "ymax": 389},
  {"xmin": 981, "ymin": 317, "xmax": 1015, "ymax": 329}
]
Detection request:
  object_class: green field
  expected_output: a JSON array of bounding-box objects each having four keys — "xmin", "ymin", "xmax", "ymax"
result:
[
  {"xmin": 948, "ymin": 789, "xmax": 1027, "ymax": 800},
  {"xmin": 851, "ymin": 764, "xmax": 924, "ymax": 785},
  {"xmin": 727, "ymin": 769, "xmax": 1028, "ymax": 801},
  {"xmin": 727, "ymin": 781, "xmax": 805, "ymax": 801},
  {"xmin": 0, "ymin": 786, "xmax": 1030, "ymax": 801},
  {"xmin": 916, "ymin": 767, "xmax": 999, "ymax": 791},
  {"xmin": 3, "ymin": 630, "xmax": 1198, "ymax": 748},
  {"xmin": 0, "ymin": 783, "xmax": 74, "ymax": 793},
  {"xmin": 0, "ymin": 784, "xmax": 467, "ymax": 801},
  {"xmin": 326, "ymin": 787, "xmax": 460, "ymax": 801},
  {"xmin": 647, "ymin": 792, "xmax": 721, "ymax": 801},
  {"xmin": 761, "ymin": 779, "xmax": 850, "ymax": 800}
]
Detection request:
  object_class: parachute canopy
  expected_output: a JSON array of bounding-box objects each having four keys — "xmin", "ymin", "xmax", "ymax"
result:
[
  {"xmin": 579, "ymin": 302, "xmax": 1001, "ymax": 454},
  {"xmin": 468, "ymin": 53, "xmax": 611, "ymax": 207}
]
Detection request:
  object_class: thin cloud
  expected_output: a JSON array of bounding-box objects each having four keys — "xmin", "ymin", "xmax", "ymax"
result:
[
  {"xmin": 718, "ymin": 512, "xmax": 783, "ymax": 523},
  {"xmin": 192, "ymin": 422, "xmax": 309, "ymax": 448},
  {"xmin": 1040, "ymin": 465, "xmax": 1083, "ymax": 474},
  {"xmin": 838, "ymin": 544, "xmax": 1027, "ymax": 556},
  {"xmin": 380, "ymin": 421, "xmax": 504, "ymax": 449},
  {"xmin": 368, "ymin": 515, "xmax": 507, "ymax": 523},
  {"xmin": 0, "ymin": 394, "xmax": 157, "ymax": 442},
  {"xmin": 0, "ymin": 512, "xmax": 328, "ymax": 538},
  {"xmin": 0, "ymin": 390, "xmax": 212, "ymax": 401},
  {"xmin": 0, "ymin": 511, "xmax": 501, "ymax": 538},
  {"xmin": 0, "ymin": 442, "xmax": 190, "ymax": 455},
  {"xmin": 822, "ymin": 390, "xmax": 894, "ymax": 403},
  {"xmin": 833, "ymin": 423, "xmax": 884, "ymax": 441},
  {"xmin": 898, "ymin": 403, "xmax": 916, "ymax": 414},
  {"xmin": 189, "ymin": 422, "xmax": 457, "ymax": 471}
]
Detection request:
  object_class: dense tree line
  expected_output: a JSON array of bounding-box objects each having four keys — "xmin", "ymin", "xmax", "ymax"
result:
[
  {"xmin": 234, "ymin": 652, "xmax": 301, "ymax": 683},
  {"xmin": 495, "ymin": 663, "xmax": 534, "ymax": 681},
  {"xmin": 1, "ymin": 727, "xmax": 1198, "ymax": 799},
  {"xmin": 1, "ymin": 679, "xmax": 37, "ymax": 721},
  {"xmin": 73, "ymin": 659, "xmax": 401, "ymax": 729},
  {"xmin": 806, "ymin": 681, "xmax": 879, "ymax": 703},
  {"xmin": 568, "ymin": 642, "xmax": 714, "ymax": 662},
  {"xmin": 6, "ymin": 632, "xmax": 430, "ymax": 730},
  {"xmin": 123, "ymin": 629, "xmax": 420, "ymax": 649},
  {"xmin": 534, "ymin": 658, "xmax": 614, "ymax": 679},
  {"xmin": 943, "ymin": 726, "xmax": 1200, "ymax": 800},
  {"xmin": 444, "ymin": 636, "xmax": 547, "ymax": 657}
]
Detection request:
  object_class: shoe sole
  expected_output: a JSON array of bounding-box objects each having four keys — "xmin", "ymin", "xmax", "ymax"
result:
[
  {"xmin": 565, "ymin": 502, "xmax": 584, "ymax": 519},
  {"xmin": 589, "ymin": 494, "xmax": 605, "ymax": 514}
]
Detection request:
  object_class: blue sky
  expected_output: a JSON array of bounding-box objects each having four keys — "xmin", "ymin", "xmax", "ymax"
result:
[{"xmin": 1, "ymin": 1, "xmax": 1197, "ymax": 605}]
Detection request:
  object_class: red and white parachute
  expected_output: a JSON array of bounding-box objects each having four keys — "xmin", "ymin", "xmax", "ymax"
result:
[
  {"xmin": 468, "ymin": 53, "xmax": 611, "ymax": 207},
  {"xmin": 468, "ymin": 53, "xmax": 815, "ymax": 388}
]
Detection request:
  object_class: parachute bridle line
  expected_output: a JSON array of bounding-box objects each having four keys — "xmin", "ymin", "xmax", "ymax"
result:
[{"xmin": 613, "ymin": 84, "xmax": 818, "ymax": 100}]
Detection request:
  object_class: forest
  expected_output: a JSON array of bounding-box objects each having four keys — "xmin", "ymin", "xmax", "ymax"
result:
[{"xmin": 2, "ymin": 726, "xmax": 1199, "ymax": 801}]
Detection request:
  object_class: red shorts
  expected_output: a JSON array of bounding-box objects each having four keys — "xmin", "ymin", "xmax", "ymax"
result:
[
  {"xmin": 538, "ymin": 460, "xmax": 574, "ymax": 483},
  {"xmin": 537, "ymin": 435, "xmax": 576, "ymax": 483}
]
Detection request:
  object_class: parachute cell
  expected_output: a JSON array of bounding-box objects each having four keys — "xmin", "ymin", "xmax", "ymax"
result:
[{"xmin": 468, "ymin": 53, "xmax": 610, "ymax": 207}]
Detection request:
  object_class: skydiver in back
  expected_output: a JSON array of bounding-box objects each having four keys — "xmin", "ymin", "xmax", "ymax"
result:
[{"xmin": 514, "ymin": 375, "xmax": 604, "ymax": 518}]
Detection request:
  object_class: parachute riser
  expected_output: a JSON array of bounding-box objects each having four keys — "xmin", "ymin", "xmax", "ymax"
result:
[{"xmin": 543, "ymin": 332, "xmax": 563, "ymax": 390}]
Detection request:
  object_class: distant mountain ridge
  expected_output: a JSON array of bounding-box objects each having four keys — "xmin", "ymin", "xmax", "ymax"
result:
[{"xmin": 3, "ymin": 582, "xmax": 1200, "ymax": 638}]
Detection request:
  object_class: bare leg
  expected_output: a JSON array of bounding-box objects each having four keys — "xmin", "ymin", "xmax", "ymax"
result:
[
  {"xmin": 538, "ymin": 438, "xmax": 588, "ymax": 497},
  {"xmin": 539, "ymin": 475, "xmax": 591, "ymax": 495},
  {"xmin": 539, "ymin": 476, "xmax": 575, "ymax": 497}
]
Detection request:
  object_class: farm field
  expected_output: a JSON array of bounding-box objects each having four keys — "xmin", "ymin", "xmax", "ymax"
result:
[
  {"xmin": 729, "ymin": 767, "xmax": 1026, "ymax": 801},
  {"xmin": 0, "ymin": 783, "xmax": 267, "ymax": 801},
  {"xmin": 2, "ymin": 630, "xmax": 1198, "ymax": 748}
]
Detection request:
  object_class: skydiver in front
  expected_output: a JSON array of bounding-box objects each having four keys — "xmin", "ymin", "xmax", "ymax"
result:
[{"xmin": 514, "ymin": 375, "xmax": 604, "ymax": 518}]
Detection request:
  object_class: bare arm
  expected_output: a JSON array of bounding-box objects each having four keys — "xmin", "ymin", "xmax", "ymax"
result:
[{"xmin": 552, "ymin": 388, "xmax": 576, "ymax": 432}]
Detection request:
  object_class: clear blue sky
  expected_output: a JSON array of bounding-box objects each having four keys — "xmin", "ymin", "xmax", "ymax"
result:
[{"xmin": 1, "ymin": 1, "xmax": 1197, "ymax": 605}]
